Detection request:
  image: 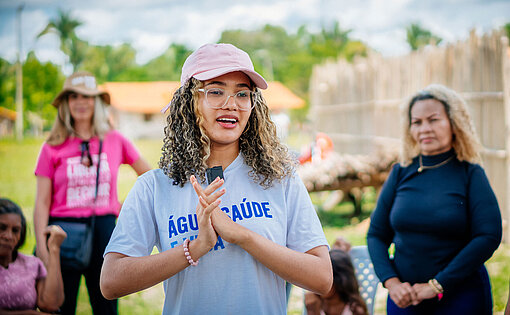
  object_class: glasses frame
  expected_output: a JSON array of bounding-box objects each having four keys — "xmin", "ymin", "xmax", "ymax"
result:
[{"xmin": 198, "ymin": 88, "xmax": 256, "ymax": 111}]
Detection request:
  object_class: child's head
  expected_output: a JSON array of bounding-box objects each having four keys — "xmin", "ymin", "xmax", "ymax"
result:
[{"xmin": 329, "ymin": 249, "xmax": 368, "ymax": 315}]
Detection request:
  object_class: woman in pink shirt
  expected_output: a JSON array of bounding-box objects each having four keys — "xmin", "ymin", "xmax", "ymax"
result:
[
  {"xmin": 33, "ymin": 72, "xmax": 151, "ymax": 314},
  {"xmin": 0, "ymin": 198, "xmax": 66, "ymax": 313}
]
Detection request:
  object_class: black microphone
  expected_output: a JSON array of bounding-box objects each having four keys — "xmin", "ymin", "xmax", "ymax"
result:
[{"xmin": 206, "ymin": 166, "xmax": 224, "ymax": 184}]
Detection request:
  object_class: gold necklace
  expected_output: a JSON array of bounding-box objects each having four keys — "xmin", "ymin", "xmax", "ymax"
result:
[{"xmin": 418, "ymin": 155, "xmax": 454, "ymax": 173}]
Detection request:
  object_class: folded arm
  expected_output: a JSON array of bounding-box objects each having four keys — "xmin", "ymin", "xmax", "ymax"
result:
[
  {"xmin": 36, "ymin": 226, "xmax": 66, "ymax": 312},
  {"xmin": 192, "ymin": 176, "xmax": 332, "ymax": 295},
  {"xmin": 101, "ymin": 176, "xmax": 224, "ymax": 299},
  {"xmin": 101, "ymin": 245, "xmax": 202, "ymax": 299},
  {"xmin": 225, "ymin": 219, "xmax": 332, "ymax": 295}
]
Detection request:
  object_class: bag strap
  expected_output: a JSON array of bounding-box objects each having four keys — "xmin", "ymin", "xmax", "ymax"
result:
[
  {"xmin": 90, "ymin": 139, "xmax": 103, "ymax": 226},
  {"xmin": 94, "ymin": 139, "xmax": 103, "ymax": 202}
]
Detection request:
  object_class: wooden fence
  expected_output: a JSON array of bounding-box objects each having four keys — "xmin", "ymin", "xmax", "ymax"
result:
[{"xmin": 309, "ymin": 30, "xmax": 510, "ymax": 242}]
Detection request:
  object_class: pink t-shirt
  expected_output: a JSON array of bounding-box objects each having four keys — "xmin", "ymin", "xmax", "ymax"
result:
[
  {"xmin": 34, "ymin": 130, "xmax": 140, "ymax": 218},
  {"xmin": 0, "ymin": 253, "xmax": 47, "ymax": 310}
]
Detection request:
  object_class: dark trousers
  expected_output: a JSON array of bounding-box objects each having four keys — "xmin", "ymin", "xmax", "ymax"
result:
[
  {"xmin": 387, "ymin": 266, "xmax": 492, "ymax": 315},
  {"xmin": 56, "ymin": 215, "xmax": 118, "ymax": 315}
]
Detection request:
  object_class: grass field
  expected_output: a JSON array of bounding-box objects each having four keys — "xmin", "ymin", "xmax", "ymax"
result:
[{"xmin": 1, "ymin": 137, "xmax": 508, "ymax": 314}]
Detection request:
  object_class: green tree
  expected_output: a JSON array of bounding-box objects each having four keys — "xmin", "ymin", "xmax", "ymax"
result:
[
  {"xmin": 22, "ymin": 52, "xmax": 64, "ymax": 129},
  {"xmin": 0, "ymin": 58, "xmax": 15, "ymax": 111},
  {"xmin": 218, "ymin": 23, "xmax": 366, "ymax": 97},
  {"xmin": 37, "ymin": 9, "xmax": 87, "ymax": 71},
  {"xmin": 218, "ymin": 23, "xmax": 367, "ymax": 122},
  {"xmin": 308, "ymin": 21, "xmax": 351, "ymax": 58},
  {"xmin": 83, "ymin": 43, "xmax": 139, "ymax": 82},
  {"xmin": 219, "ymin": 24, "xmax": 300, "ymax": 82},
  {"xmin": 406, "ymin": 23, "xmax": 442, "ymax": 51},
  {"xmin": 81, "ymin": 43, "xmax": 191, "ymax": 82},
  {"xmin": 0, "ymin": 54, "xmax": 63, "ymax": 131},
  {"xmin": 504, "ymin": 23, "xmax": 510, "ymax": 43},
  {"xmin": 143, "ymin": 43, "xmax": 193, "ymax": 81}
]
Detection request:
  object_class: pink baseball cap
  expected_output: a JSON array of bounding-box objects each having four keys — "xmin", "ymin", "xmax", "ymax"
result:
[{"xmin": 180, "ymin": 43, "xmax": 268, "ymax": 89}]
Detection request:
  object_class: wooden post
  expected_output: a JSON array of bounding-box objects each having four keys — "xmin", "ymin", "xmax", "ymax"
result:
[
  {"xmin": 15, "ymin": 4, "xmax": 24, "ymax": 140},
  {"xmin": 502, "ymin": 37, "xmax": 510, "ymax": 243}
]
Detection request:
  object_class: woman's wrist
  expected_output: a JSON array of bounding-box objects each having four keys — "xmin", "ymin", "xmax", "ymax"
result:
[
  {"xmin": 35, "ymin": 234, "xmax": 47, "ymax": 247},
  {"xmin": 183, "ymin": 239, "xmax": 199, "ymax": 266},
  {"xmin": 231, "ymin": 224, "xmax": 251, "ymax": 247},
  {"xmin": 189, "ymin": 238, "xmax": 213, "ymax": 259},
  {"xmin": 35, "ymin": 240, "xmax": 49, "ymax": 258},
  {"xmin": 384, "ymin": 277, "xmax": 401, "ymax": 289},
  {"xmin": 47, "ymin": 245, "xmax": 61, "ymax": 254},
  {"xmin": 428, "ymin": 278, "xmax": 444, "ymax": 300}
]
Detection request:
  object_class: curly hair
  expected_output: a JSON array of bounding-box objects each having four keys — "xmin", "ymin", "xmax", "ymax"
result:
[
  {"xmin": 329, "ymin": 249, "xmax": 368, "ymax": 315},
  {"xmin": 400, "ymin": 84, "xmax": 482, "ymax": 166},
  {"xmin": 158, "ymin": 78, "xmax": 295, "ymax": 188}
]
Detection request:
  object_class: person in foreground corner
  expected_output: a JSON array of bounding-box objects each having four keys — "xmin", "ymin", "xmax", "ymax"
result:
[
  {"xmin": 367, "ymin": 84, "xmax": 502, "ymax": 315},
  {"xmin": 1, "ymin": 198, "xmax": 66, "ymax": 314},
  {"xmin": 100, "ymin": 43, "xmax": 333, "ymax": 314}
]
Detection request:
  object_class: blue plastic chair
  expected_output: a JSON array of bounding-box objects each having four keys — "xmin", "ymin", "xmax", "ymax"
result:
[{"xmin": 350, "ymin": 245, "xmax": 380, "ymax": 315}]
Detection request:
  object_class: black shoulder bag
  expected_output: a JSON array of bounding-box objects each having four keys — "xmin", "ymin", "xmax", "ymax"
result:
[{"xmin": 53, "ymin": 140, "xmax": 102, "ymax": 270}]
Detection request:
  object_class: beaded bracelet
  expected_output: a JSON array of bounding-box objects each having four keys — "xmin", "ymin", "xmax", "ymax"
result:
[{"xmin": 183, "ymin": 239, "xmax": 199, "ymax": 266}]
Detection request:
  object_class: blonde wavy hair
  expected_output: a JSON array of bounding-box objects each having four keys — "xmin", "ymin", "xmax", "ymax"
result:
[
  {"xmin": 46, "ymin": 96, "xmax": 112, "ymax": 145},
  {"xmin": 400, "ymin": 84, "xmax": 482, "ymax": 166},
  {"xmin": 159, "ymin": 77, "xmax": 295, "ymax": 188}
]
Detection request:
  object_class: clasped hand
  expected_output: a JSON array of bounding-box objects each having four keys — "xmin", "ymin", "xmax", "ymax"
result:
[
  {"xmin": 386, "ymin": 279, "xmax": 439, "ymax": 308},
  {"xmin": 44, "ymin": 225, "xmax": 67, "ymax": 249},
  {"xmin": 190, "ymin": 175, "xmax": 242, "ymax": 250}
]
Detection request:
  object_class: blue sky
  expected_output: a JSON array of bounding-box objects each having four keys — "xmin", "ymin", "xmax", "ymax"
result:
[{"xmin": 0, "ymin": 0, "xmax": 509, "ymax": 69}]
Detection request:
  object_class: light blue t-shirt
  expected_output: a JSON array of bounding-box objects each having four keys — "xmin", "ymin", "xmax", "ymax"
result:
[{"xmin": 105, "ymin": 154, "xmax": 327, "ymax": 314}]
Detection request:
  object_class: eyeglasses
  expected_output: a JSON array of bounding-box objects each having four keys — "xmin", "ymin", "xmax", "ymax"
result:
[
  {"xmin": 80, "ymin": 141, "xmax": 93, "ymax": 167},
  {"xmin": 198, "ymin": 88, "xmax": 255, "ymax": 111}
]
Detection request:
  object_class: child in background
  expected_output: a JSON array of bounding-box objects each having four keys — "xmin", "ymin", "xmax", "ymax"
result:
[{"xmin": 305, "ymin": 237, "xmax": 368, "ymax": 315}]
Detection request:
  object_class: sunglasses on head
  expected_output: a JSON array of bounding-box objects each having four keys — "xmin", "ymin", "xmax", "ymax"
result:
[{"xmin": 80, "ymin": 141, "xmax": 93, "ymax": 167}]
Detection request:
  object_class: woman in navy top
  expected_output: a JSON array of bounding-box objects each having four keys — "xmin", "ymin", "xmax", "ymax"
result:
[{"xmin": 367, "ymin": 84, "xmax": 502, "ymax": 314}]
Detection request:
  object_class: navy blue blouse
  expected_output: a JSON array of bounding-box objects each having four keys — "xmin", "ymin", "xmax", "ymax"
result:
[{"xmin": 367, "ymin": 149, "xmax": 502, "ymax": 291}]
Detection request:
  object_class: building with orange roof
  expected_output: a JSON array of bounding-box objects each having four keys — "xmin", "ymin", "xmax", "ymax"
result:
[
  {"xmin": 100, "ymin": 81, "xmax": 304, "ymax": 139},
  {"xmin": 0, "ymin": 106, "xmax": 16, "ymax": 137}
]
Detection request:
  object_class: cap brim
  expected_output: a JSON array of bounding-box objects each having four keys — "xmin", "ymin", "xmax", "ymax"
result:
[
  {"xmin": 193, "ymin": 67, "xmax": 268, "ymax": 90},
  {"xmin": 52, "ymin": 87, "xmax": 111, "ymax": 107}
]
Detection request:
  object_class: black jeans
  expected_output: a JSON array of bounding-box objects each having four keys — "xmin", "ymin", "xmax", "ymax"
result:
[{"xmin": 51, "ymin": 215, "xmax": 118, "ymax": 315}]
